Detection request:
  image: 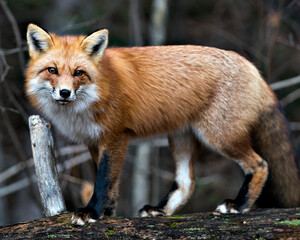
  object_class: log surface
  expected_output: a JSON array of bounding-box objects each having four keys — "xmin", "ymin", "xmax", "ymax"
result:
[{"xmin": 0, "ymin": 208, "xmax": 299, "ymax": 239}]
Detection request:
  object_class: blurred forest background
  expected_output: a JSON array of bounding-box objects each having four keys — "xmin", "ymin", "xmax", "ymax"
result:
[{"xmin": 0, "ymin": 0, "xmax": 299, "ymax": 226}]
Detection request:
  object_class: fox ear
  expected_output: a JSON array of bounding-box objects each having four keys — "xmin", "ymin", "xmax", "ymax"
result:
[
  {"xmin": 27, "ymin": 24, "xmax": 53, "ymax": 58},
  {"xmin": 81, "ymin": 29, "xmax": 108, "ymax": 62}
]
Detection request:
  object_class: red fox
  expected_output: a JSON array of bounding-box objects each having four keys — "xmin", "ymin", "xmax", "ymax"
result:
[{"xmin": 25, "ymin": 24, "xmax": 300, "ymax": 225}]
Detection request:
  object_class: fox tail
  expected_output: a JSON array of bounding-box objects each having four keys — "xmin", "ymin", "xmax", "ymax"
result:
[{"xmin": 254, "ymin": 103, "xmax": 300, "ymax": 208}]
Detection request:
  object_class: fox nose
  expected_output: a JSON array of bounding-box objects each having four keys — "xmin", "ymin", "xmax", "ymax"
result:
[{"xmin": 60, "ymin": 89, "xmax": 71, "ymax": 98}]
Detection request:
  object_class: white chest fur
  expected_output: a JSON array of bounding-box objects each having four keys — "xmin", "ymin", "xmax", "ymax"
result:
[
  {"xmin": 28, "ymin": 80, "xmax": 104, "ymax": 144},
  {"xmin": 43, "ymin": 105, "xmax": 103, "ymax": 144}
]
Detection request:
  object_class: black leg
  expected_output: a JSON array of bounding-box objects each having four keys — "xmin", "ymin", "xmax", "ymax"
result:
[
  {"xmin": 71, "ymin": 151, "xmax": 110, "ymax": 225},
  {"xmin": 138, "ymin": 181, "xmax": 179, "ymax": 217},
  {"xmin": 216, "ymin": 173, "xmax": 253, "ymax": 213}
]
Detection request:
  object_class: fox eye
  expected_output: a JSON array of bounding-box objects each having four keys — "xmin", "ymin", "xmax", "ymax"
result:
[
  {"xmin": 74, "ymin": 70, "xmax": 84, "ymax": 77},
  {"xmin": 48, "ymin": 67, "xmax": 58, "ymax": 74}
]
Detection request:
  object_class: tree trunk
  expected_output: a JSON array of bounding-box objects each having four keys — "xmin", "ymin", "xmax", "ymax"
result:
[
  {"xmin": 0, "ymin": 120, "xmax": 8, "ymax": 225},
  {"xmin": 129, "ymin": 0, "xmax": 143, "ymax": 46},
  {"xmin": 149, "ymin": 0, "xmax": 169, "ymax": 45},
  {"xmin": 131, "ymin": 143, "xmax": 151, "ymax": 214}
]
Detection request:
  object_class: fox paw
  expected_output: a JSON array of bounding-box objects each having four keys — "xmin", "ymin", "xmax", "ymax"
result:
[
  {"xmin": 214, "ymin": 199, "xmax": 249, "ymax": 214},
  {"xmin": 138, "ymin": 205, "xmax": 166, "ymax": 217},
  {"xmin": 71, "ymin": 207, "xmax": 100, "ymax": 226}
]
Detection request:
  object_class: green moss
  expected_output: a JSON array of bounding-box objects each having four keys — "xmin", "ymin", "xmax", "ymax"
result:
[
  {"xmin": 46, "ymin": 235, "xmax": 57, "ymax": 239},
  {"xmin": 277, "ymin": 220, "xmax": 300, "ymax": 226},
  {"xmin": 169, "ymin": 222, "xmax": 178, "ymax": 227},
  {"xmin": 222, "ymin": 218, "xmax": 229, "ymax": 222},
  {"xmin": 184, "ymin": 227, "xmax": 205, "ymax": 231},
  {"xmin": 46, "ymin": 234, "xmax": 72, "ymax": 239},
  {"xmin": 104, "ymin": 232, "xmax": 110, "ymax": 239},
  {"xmin": 106, "ymin": 226, "xmax": 115, "ymax": 235},
  {"xmin": 147, "ymin": 225, "xmax": 155, "ymax": 228},
  {"xmin": 64, "ymin": 224, "xmax": 73, "ymax": 228},
  {"xmin": 167, "ymin": 216, "xmax": 186, "ymax": 219},
  {"xmin": 218, "ymin": 226, "xmax": 228, "ymax": 230},
  {"xmin": 257, "ymin": 228, "xmax": 268, "ymax": 231},
  {"xmin": 54, "ymin": 219, "xmax": 64, "ymax": 224}
]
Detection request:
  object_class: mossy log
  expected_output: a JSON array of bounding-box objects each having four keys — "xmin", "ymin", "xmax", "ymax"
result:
[{"xmin": 0, "ymin": 208, "xmax": 299, "ymax": 239}]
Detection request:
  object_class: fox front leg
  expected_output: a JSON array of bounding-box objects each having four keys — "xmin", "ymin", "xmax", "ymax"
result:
[
  {"xmin": 71, "ymin": 137, "xmax": 128, "ymax": 225},
  {"xmin": 71, "ymin": 151, "xmax": 110, "ymax": 225}
]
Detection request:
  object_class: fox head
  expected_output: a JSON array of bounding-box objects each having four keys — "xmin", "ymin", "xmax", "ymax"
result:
[{"xmin": 25, "ymin": 24, "xmax": 108, "ymax": 112}]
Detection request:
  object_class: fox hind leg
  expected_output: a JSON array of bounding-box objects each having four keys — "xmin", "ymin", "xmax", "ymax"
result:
[
  {"xmin": 215, "ymin": 156, "xmax": 268, "ymax": 214},
  {"xmin": 193, "ymin": 126, "xmax": 268, "ymax": 214},
  {"xmin": 138, "ymin": 129, "xmax": 197, "ymax": 217}
]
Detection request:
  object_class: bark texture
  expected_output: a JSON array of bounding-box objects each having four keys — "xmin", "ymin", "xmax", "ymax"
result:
[{"xmin": 29, "ymin": 115, "xmax": 66, "ymax": 217}]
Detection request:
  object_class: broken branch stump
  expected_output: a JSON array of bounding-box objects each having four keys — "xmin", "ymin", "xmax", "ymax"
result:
[{"xmin": 29, "ymin": 115, "xmax": 66, "ymax": 217}]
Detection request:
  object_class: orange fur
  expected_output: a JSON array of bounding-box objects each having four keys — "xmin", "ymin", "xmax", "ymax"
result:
[{"xmin": 25, "ymin": 24, "xmax": 300, "ymax": 223}]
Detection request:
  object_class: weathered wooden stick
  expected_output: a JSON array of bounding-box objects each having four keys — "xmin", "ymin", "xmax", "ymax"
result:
[{"xmin": 28, "ymin": 115, "xmax": 66, "ymax": 217}]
